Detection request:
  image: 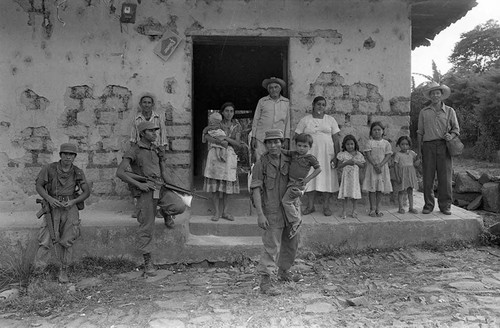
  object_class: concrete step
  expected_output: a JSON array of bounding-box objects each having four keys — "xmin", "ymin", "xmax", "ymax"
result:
[
  {"xmin": 189, "ymin": 215, "xmax": 260, "ymax": 236},
  {"xmin": 190, "ymin": 192, "xmax": 255, "ymax": 216}
]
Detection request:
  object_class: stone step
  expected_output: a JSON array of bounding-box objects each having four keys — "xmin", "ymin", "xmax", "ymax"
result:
[
  {"xmin": 190, "ymin": 192, "xmax": 255, "ymax": 216},
  {"xmin": 189, "ymin": 215, "xmax": 260, "ymax": 236},
  {"xmin": 182, "ymin": 234, "xmax": 262, "ymax": 263}
]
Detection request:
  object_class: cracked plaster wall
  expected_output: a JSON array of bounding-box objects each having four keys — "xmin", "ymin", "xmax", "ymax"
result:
[{"xmin": 0, "ymin": 0, "xmax": 411, "ymax": 206}]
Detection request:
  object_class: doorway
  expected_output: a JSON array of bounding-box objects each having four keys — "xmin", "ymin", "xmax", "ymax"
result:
[{"xmin": 192, "ymin": 36, "xmax": 289, "ymax": 181}]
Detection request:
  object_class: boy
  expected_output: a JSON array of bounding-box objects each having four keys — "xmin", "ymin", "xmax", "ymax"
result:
[{"xmin": 282, "ymin": 133, "xmax": 321, "ymax": 238}]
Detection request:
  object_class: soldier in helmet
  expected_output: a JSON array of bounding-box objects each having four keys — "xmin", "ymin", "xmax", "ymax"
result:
[
  {"xmin": 117, "ymin": 121, "xmax": 186, "ymax": 276},
  {"xmin": 35, "ymin": 143, "xmax": 91, "ymax": 283}
]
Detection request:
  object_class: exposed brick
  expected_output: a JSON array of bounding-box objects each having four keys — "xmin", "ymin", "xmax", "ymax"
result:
[
  {"xmin": 70, "ymin": 85, "xmax": 93, "ymax": 99},
  {"xmin": 66, "ymin": 124, "xmax": 88, "ymax": 138},
  {"xmin": 20, "ymin": 89, "xmax": 50, "ymax": 111},
  {"xmin": 82, "ymin": 98, "xmax": 99, "ymax": 111},
  {"xmin": 92, "ymin": 152, "xmax": 119, "ymax": 166},
  {"xmin": 166, "ymin": 125, "xmax": 191, "ymax": 138},
  {"xmin": 350, "ymin": 115, "xmax": 368, "ymax": 126},
  {"xmin": 390, "ymin": 97, "xmax": 410, "ymax": 113},
  {"xmin": 100, "ymin": 168, "xmax": 117, "ymax": 180},
  {"xmin": 92, "ymin": 180, "xmax": 114, "ymax": 194},
  {"xmin": 102, "ymin": 137, "xmax": 121, "ymax": 151},
  {"xmin": 37, "ymin": 152, "xmax": 53, "ymax": 165},
  {"xmin": 349, "ymin": 84, "xmax": 368, "ymax": 98},
  {"xmin": 74, "ymin": 155, "xmax": 89, "ymax": 169},
  {"xmin": 98, "ymin": 124, "xmax": 113, "ymax": 137},
  {"xmin": 23, "ymin": 137, "xmax": 44, "ymax": 151},
  {"xmin": 315, "ymin": 72, "xmax": 344, "ymax": 85},
  {"xmin": 324, "ymin": 85, "xmax": 343, "ymax": 99},
  {"xmin": 85, "ymin": 168, "xmax": 101, "ymax": 182},
  {"xmin": 334, "ymin": 99, "xmax": 353, "ymax": 113},
  {"xmin": 165, "ymin": 153, "xmax": 191, "ymax": 165},
  {"xmin": 103, "ymin": 97, "xmax": 127, "ymax": 112},
  {"xmin": 331, "ymin": 113, "xmax": 346, "ymax": 126},
  {"xmin": 311, "ymin": 84, "xmax": 325, "ymax": 96},
  {"xmin": 358, "ymin": 101, "xmax": 378, "ymax": 113},
  {"xmin": 32, "ymin": 126, "xmax": 50, "ymax": 137},
  {"xmin": 98, "ymin": 111, "xmax": 119, "ymax": 124},
  {"xmin": 372, "ymin": 115, "xmax": 410, "ymax": 129},
  {"xmin": 171, "ymin": 139, "xmax": 191, "ymax": 151}
]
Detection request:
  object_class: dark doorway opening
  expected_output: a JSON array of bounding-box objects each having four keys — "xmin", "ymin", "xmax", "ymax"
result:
[{"xmin": 192, "ymin": 37, "xmax": 288, "ymax": 181}]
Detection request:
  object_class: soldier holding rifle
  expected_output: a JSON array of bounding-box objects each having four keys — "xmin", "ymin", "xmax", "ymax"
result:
[
  {"xmin": 35, "ymin": 143, "xmax": 90, "ymax": 283},
  {"xmin": 116, "ymin": 121, "xmax": 186, "ymax": 276}
]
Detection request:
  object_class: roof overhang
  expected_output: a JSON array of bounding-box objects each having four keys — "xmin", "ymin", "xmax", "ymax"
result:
[{"xmin": 410, "ymin": 0, "xmax": 478, "ymax": 49}]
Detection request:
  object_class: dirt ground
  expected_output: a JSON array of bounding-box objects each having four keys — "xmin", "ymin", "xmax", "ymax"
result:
[{"xmin": 1, "ymin": 246, "xmax": 500, "ymax": 328}]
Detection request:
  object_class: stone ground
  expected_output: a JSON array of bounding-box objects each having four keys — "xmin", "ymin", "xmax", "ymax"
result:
[{"xmin": 1, "ymin": 245, "xmax": 500, "ymax": 327}]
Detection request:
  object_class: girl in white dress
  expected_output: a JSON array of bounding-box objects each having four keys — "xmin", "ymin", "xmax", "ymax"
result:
[
  {"xmin": 362, "ymin": 122, "xmax": 393, "ymax": 217},
  {"xmin": 394, "ymin": 136, "xmax": 420, "ymax": 214},
  {"xmin": 337, "ymin": 135, "xmax": 365, "ymax": 219}
]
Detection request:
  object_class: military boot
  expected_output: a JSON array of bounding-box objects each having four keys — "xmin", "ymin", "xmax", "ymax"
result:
[
  {"xmin": 259, "ymin": 275, "xmax": 280, "ymax": 296},
  {"xmin": 143, "ymin": 253, "xmax": 157, "ymax": 276},
  {"xmin": 58, "ymin": 266, "xmax": 69, "ymax": 283}
]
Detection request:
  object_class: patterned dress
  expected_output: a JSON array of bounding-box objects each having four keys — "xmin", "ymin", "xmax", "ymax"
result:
[
  {"xmin": 295, "ymin": 114, "xmax": 340, "ymax": 193},
  {"xmin": 362, "ymin": 139, "xmax": 393, "ymax": 193},
  {"xmin": 203, "ymin": 119, "xmax": 241, "ymax": 194},
  {"xmin": 393, "ymin": 150, "xmax": 419, "ymax": 192},
  {"xmin": 337, "ymin": 151, "xmax": 365, "ymax": 199}
]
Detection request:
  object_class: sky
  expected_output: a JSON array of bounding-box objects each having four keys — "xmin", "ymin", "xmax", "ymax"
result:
[{"xmin": 411, "ymin": 0, "xmax": 500, "ymax": 86}]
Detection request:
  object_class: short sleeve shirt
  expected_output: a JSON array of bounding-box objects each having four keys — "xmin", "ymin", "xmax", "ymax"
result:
[
  {"xmin": 124, "ymin": 141, "xmax": 163, "ymax": 180},
  {"xmin": 36, "ymin": 162, "xmax": 87, "ymax": 197},
  {"xmin": 288, "ymin": 152, "xmax": 320, "ymax": 181}
]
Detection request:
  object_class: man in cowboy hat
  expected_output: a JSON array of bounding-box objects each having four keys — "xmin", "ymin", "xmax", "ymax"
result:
[
  {"xmin": 117, "ymin": 121, "xmax": 186, "ymax": 276},
  {"xmin": 251, "ymin": 77, "xmax": 290, "ymax": 163},
  {"xmin": 34, "ymin": 143, "xmax": 91, "ymax": 283},
  {"xmin": 417, "ymin": 81, "xmax": 460, "ymax": 215},
  {"xmin": 251, "ymin": 129, "xmax": 300, "ymax": 296}
]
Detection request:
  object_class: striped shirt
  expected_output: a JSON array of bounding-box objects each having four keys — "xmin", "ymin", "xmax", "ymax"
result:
[{"xmin": 130, "ymin": 111, "xmax": 168, "ymax": 147}]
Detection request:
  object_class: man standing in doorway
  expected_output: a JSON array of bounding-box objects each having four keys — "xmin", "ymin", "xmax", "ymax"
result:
[
  {"xmin": 417, "ymin": 82, "xmax": 460, "ymax": 215},
  {"xmin": 251, "ymin": 77, "xmax": 290, "ymax": 163},
  {"xmin": 117, "ymin": 121, "xmax": 186, "ymax": 276},
  {"xmin": 251, "ymin": 129, "xmax": 299, "ymax": 296}
]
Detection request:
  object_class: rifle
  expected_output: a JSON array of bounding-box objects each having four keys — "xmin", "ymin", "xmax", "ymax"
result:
[
  {"xmin": 36, "ymin": 198, "xmax": 59, "ymax": 245},
  {"xmin": 124, "ymin": 171, "xmax": 208, "ymax": 200}
]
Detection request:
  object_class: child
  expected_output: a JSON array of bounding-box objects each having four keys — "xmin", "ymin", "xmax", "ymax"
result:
[
  {"xmin": 337, "ymin": 135, "xmax": 365, "ymax": 219},
  {"xmin": 394, "ymin": 136, "xmax": 420, "ymax": 214},
  {"xmin": 282, "ymin": 133, "xmax": 321, "ymax": 238},
  {"xmin": 362, "ymin": 122, "xmax": 393, "ymax": 217},
  {"xmin": 202, "ymin": 113, "xmax": 227, "ymax": 162}
]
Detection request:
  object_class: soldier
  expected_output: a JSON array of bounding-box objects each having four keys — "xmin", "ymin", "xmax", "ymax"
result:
[
  {"xmin": 251, "ymin": 129, "xmax": 300, "ymax": 296},
  {"xmin": 116, "ymin": 121, "xmax": 186, "ymax": 276},
  {"xmin": 35, "ymin": 143, "xmax": 91, "ymax": 283}
]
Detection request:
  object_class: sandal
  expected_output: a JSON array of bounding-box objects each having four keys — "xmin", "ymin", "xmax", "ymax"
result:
[
  {"xmin": 211, "ymin": 216, "xmax": 220, "ymax": 222},
  {"xmin": 409, "ymin": 208, "xmax": 418, "ymax": 214},
  {"xmin": 222, "ymin": 213, "xmax": 235, "ymax": 221},
  {"xmin": 398, "ymin": 208, "xmax": 405, "ymax": 214},
  {"xmin": 302, "ymin": 207, "xmax": 315, "ymax": 215},
  {"xmin": 350, "ymin": 212, "xmax": 358, "ymax": 219},
  {"xmin": 376, "ymin": 211, "xmax": 384, "ymax": 217},
  {"xmin": 369, "ymin": 210, "xmax": 377, "ymax": 217}
]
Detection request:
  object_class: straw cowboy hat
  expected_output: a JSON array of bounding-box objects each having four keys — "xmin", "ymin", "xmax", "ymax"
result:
[
  {"xmin": 262, "ymin": 77, "xmax": 286, "ymax": 90},
  {"xmin": 422, "ymin": 81, "xmax": 451, "ymax": 100}
]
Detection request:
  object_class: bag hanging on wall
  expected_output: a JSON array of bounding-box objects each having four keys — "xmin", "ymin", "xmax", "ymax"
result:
[{"xmin": 445, "ymin": 109, "xmax": 464, "ymax": 156}]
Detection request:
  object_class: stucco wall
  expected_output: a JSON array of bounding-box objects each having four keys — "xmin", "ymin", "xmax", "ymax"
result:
[{"xmin": 0, "ymin": 0, "xmax": 410, "ymax": 206}]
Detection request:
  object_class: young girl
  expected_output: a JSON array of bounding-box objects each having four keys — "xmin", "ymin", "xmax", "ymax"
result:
[
  {"xmin": 337, "ymin": 135, "xmax": 365, "ymax": 219},
  {"xmin": 394, "ymin": 136, "xmax": 420, "ymax": 214},
  {"xmin": 362, "ymin": 122, "xmax": 393, "ymax": 217}
]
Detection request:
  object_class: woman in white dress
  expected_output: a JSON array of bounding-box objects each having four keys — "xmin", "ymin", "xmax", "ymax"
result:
[{"xmin": 294, "ymin": 96, "xmax": 341, "ymax": 216}]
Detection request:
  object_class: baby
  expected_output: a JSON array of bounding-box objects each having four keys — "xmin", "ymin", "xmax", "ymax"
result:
[{"xmin": 203, "ymin": 113, "xmax": 227, "ymax": 162}]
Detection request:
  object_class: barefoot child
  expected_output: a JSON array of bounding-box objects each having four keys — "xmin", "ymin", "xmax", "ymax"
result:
[
  {"xmin": 394, "ymin": 136, "xmax": 420, "ymax": 214},
  {"xmin": 337, "ymin": 135, "xmax": 365, "ymax": 219},
  {"xmin": 282, "ymin": 133, "xmax": 321, "ymax": 238},
  {"xmin": 362, "ymin": 122, "xmax": 393, "ymax": 217}
]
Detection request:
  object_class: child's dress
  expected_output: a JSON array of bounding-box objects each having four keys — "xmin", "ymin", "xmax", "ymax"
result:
[
  {"xmin": 393, "ymin": 150, "xmax": 419, "ymax": 191},
  {"xmin": 362, "ymin": 139, "xmax": 393, "ymax": 193},
  {"xmin": 337, "ymin": 151, "xmax": 365, "ymax": 199}
]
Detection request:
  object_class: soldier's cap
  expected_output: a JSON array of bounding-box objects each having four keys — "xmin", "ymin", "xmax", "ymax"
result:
[
  {"xmin": 59, "ymin": 143, "xmax": 78, "ymax": 155},
  {"xmin": 264, "ymin": 129, "xmax": 284, "ymax": 141},
  {"xmin": 137, "ymin": 121, "xmax": 159, "ymax": 133}
]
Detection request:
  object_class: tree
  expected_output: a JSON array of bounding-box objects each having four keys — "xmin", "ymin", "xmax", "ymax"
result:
[{"xmin": 449, "ymin": 20, "xmax": 500, "ymax": 74}]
